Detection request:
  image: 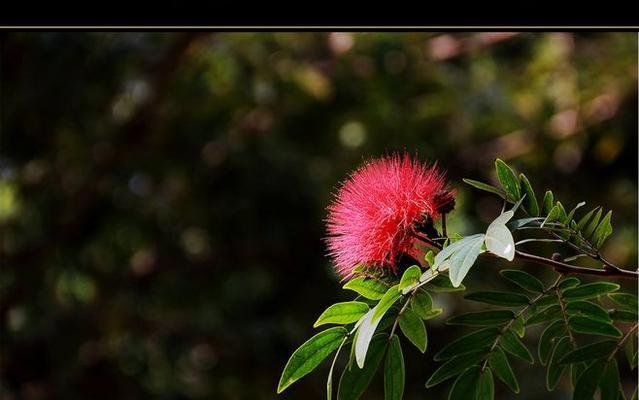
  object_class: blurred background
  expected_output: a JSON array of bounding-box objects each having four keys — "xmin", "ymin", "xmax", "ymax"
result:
[{"xmin": 0, "ymin": 32, "xmax": 637, "ymax": 400}]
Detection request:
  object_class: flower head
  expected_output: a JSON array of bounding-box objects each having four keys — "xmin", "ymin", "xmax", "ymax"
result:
[{"xmin": 326, "ymin": 154, "xmax": 452, "ymax": 278}]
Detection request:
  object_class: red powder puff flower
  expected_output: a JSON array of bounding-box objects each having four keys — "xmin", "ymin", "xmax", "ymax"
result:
[{"xmin": 326, "ymin": 154, "xmax": 453, "ymax": 278}]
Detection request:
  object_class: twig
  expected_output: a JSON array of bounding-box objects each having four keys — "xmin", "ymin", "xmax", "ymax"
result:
[{"xmin": 411, "ymin": 233, "xmax": 638, "ymax": 280}]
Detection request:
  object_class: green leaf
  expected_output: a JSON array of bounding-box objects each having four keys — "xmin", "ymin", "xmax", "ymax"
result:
[
  {"xmin": 559, "ymin": 340, "xmax": 617, "ymax": 364},
  {"xmin": 495, "ymin": 159, "xmax": 521, "ymax": 201},
  {"xmin": 484, "ymin": 211, "xmax": 515, "ymax": 261},
  {"xmin": 546, "ymin": 336, "xmax": 573, "ymax": 391},
  {"xmin": 526, "ymin": 304, "xmax": 562, "ymax": 326},
  {"xmin": 489, "ymin": 347, "xmax": 519, "ymax": 393},
  {"xmin": 562, "ymin": 282, "xmax": 620, "ymax": 302},
  {"xmin": 583, "ymin": 208, "xmax": 603, "ymax": 239},
  {"xmin": 338, "ymin": 333, "xmax": 387, "ymax": 400},
  {"xmin": 425, "ymin": 350, "xmax": 487, "ymax": 388},
  {"xmin": 477, "ymin": 368, "xmax": 494, "ymax": 400},
  {"xmin": 448, "ymin": 310, "xmax": 515, "ymax": 326},
  {"xmin": 608, "ymin": 293, "xmax": 639, "ymax": 312},
  {"xmin": 499, "ymin": 330, "xmax": 534, "ymax": 364},
  {"xmin": 465, "ymin": 291, "xmax": 530, "ymax": 307},
  {"xmin": 518, "ymin": 174, "xmax": 539, "ymax": 216},
  {"xmin": 463, "ymin": 178, "xmax": 506, "ymax": 198},
  {"xmin": 575, "ymin": 207, "xmax": 599, "ymax": 232},
  {"xmin": 610, "ymin": 310, "xmax": 638, "ymax": 322},
  {"xmin": 314, "ymin": 302, "xmax": 371, "ymax": 327},
  {"xmin": 449, "ymin": 366, "xmax": 481, "ymax": 400},
  {"xmin": 399, "ymin": 265, "xmax": 422, "ymax": 294},
  {"xmin": 569, "ymin": 316, "xmax": 622, "ymax": 337},
  {"xmin": 500, "ymin": 269, "xmax": 545, "ymax": 293},
  {"xmin": 542, "ymin": 190, "xmax": 554, "ymax": 215},
  {"xmin": 558, "ymin": 277, "xmax": 581, "ymax": 290},
  {"xmin": 566, "ymin": 301, "xmax": 612, "ymax": 323},
  {"xmin": 411, "ymin": 289, "xmax": 433, "ymax": 319},
  {"xmin": 600, "ymin": 359, "xmax": 620, "ymax": 400},
  {"xmin": 555, "ymin": 201, "xmax": 568, "ymax": 223},
  {"xmin": 384, "ymin": 335, "xmax": 404, "ymax": 400},
  {"xmin": 435, "ymin": 327, "xmax": 501, "ymax": 361},
  {"xmin": 593, "ymin": 210, "xmax": 613, "ymax": 249},
  {"xmin": 424, "ymin": 250, "xmax": 435, "ymax": 268},
  {"xmin": 427, "ymin": 275, "xmax": 466, "ymax": 292},
  {"xmin": 343, "ymin": 277, "xmax": 389, "ymax": 300},
  {"xmin": 542, "ymin": 205, "xmax": 562, "ymax": 227},
  {"xmin": 399, "ymin": 308, "xmax": 427, "ymax": 353},
  {"xmin": 356, "ymin": 286, "xmax": 401, "ymax": 368},
  {"xmin": 420, "ymin": 308, "xmax": 444, "ymax": 320},
  {"xmin": 278, "ymin": 326, "xmax": 348, "ymax": 393},
  {"xmin": 573, "ymin": 360, "xmax": 605, "ymax": 400},
  {"xmin": 449, "ymin": 234, "xmax": 486, "ymax": 287},
  {"xmin": 538, "ymin": 320, "xmax": 566, "ymax": 366},
  {"xmin": 327, "ymin": 337, "xmax": 349, "ymax": 400}
]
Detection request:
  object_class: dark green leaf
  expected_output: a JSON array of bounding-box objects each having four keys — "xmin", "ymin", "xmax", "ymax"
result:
[
  {"xmin": 566, "ymin": 301, "xmax": 612, "ymax": 323},
  {"xmin": 535, "ymin": 294, "xmax": 559, "ymax": 309},
  {"xmin": 538, "ymin": 320, "xmax": 566, "ymax": 366},
  {"xmin": 511, "ymin": 315, "xmax": 526, "ymax": 338},
  {"xmin": 465, "ymin": 291, "xmax": 530, "ymax": 307},
  {"xmin": 427, "ymin": 275, "xmax": 466, "ymax": 292},
  {"xmin": 338, "ymin": 333, "xmax": 388, "ymax": 400},
  {"xmin": 399, "ymin": 265, "xmax": 422, "ymax": 293},
  {"xmin": 573, "ymin": 360, "xmax": 605, "ymax": 400},
  {"xmin": 314, "ymin": 302, "xmax": 370, "ymax": 327},
  {"xmin": 600, "ymin": 359, "xmax": 620, "ymax": 400},
  {"xmin": 411, "ymin": 288, "xmax": 433, "ymax": 319},
  {"xmin": 559, "ymin": 277, "xmax": 581, "ymax": 290},
  {"xmin": 559, "ymin": 340, "xmax": 617, "ymax": 364},
  {"xmin": 448, "ymin": 310, "xmax": 515, "ymax": 326},
  {"xmin": 449, "ymin": 366, "xmax": 481, "ymax": 400},
  {"xmin": 489, "ymin": 347, "xmax": 519, "ymax": 393},
  {"xmin": 569, "ymin": 316, "xmax": 622, "ymax": 337},
  {"xmin": 562, "ymin": 282, "xmax": 620, "ymax": 302},
  {"xmin": 463, "ymin": 178, "xmax": 506, "ymax": 198},
  {"xmin": 343, "ymin": 277, "xmax": 389, "ymax": 300},
  {"xmin": 526, "ymin": 304, "xmax": 562, "ymax": 326},
  {"xmin": 499, "ymin": 330, "xmax": 534, "ymax": 364},
  {"xmin": 542, "ymin": 190, "xmax": 554, "ymax": 215},
  {"xmin": 570, "ymin": 362, "xmax": 587, "ymax": 389},
  {"xmin": 583, "ymin": 208, "xmax": 603, "ymax": 239},
  {"xmin": 608, "ymin": 293, "xmax": 639, "ymax": 312},
  {"xmin": 518, "ymin": 174, "xmax": 539, "ymax": 216},
  {"xmin": 278, "ymin": 327, "xmax": 348, "ymax": 393},
  {"xmin": 477, "ymin": 368, "xmax": 494, "ymax": 400},
  {"xmin": 384, "ymin": 335, "xmax": 404, "ymax": 400},
  {"xmin": 399, "ymin": 308, "xmax": 427, "ymax": 353},
  {"xmin": 500, "ymin": 269, "xmax": 544, "ymax": 293},
  {"xmin": 546, "ymin": 336, "xmax": 573, "ymax": 391},
  {"xmin": 435, "ymin": 328, "xmax": 500, "ymax": 361},
  {"xmin": 610, "ymin": 310, "xmax": 637, "ymax": 322},
  {"xmin": 495, "ymin": 159, "xmax": 521, "ymax": 201},
  {"xmin": 425, "ymin": 350, "xmax": 487, "ymax": 388}
]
